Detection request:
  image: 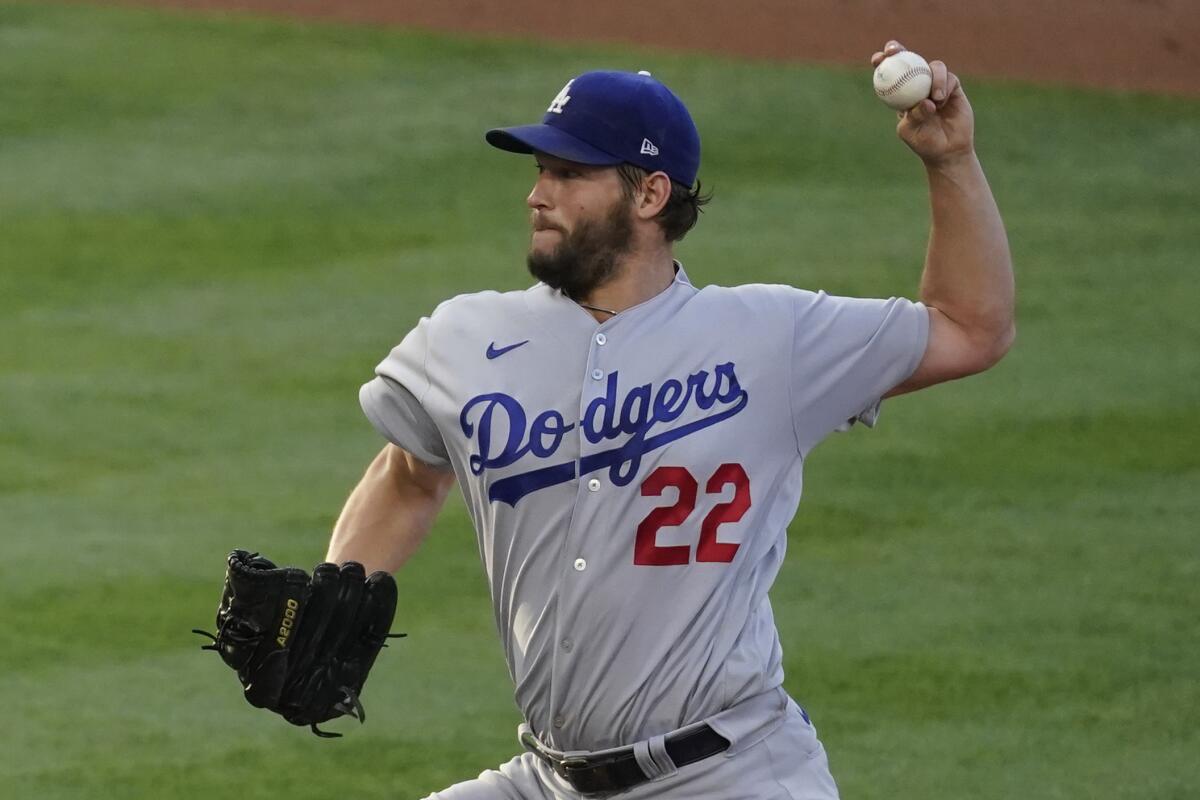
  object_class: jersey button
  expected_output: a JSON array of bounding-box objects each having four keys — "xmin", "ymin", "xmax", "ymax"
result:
[
  {"xmin": 553, "ymin": 715, "xmax": 566, "ymax": 728},
  {"xmin": 573, "ymin": 558, "xmax": 586, "ymax": 571},
  {"xmin": 587, "ymin": 478, "xmax": 601, "ymax": 492},
  {"xmin": 561, "ymin": 638, "xmax": 573, "ymax": 652},
  {"xmin": 591, "ymin": 368, "xmax": 603, "ymax": 380},
  {"xmin": 595, "ymin": 333, "xmax": 607, "ymax": 345}
]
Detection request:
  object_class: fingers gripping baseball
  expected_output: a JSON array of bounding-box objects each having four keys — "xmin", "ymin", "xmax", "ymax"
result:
[{"xmin": 872, "ymin": 40, "xmax": 974, "ymax": 166}]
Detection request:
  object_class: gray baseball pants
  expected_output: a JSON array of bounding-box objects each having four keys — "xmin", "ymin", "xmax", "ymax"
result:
[{"xmin": 423, "ymin": 700, "xmax": 839, "ymax": 800}]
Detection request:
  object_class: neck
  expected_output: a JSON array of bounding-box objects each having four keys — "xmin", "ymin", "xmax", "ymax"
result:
[{"xmin": 578, "ymin": 246, "xmax": 676, "ymax": 323}]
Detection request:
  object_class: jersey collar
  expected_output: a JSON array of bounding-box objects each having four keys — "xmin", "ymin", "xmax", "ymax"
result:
[{"xmin": 525, "ymin": 260, "xmax": 692, "ymax": 320}]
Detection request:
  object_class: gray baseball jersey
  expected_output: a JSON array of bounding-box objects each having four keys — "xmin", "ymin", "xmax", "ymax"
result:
[{"xmin": 361, "ymin": 265, "xmax": 927, "ymax": 756}]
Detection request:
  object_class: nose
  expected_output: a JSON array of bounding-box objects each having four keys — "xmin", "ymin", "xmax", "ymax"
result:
[{"xmin": 526, "ymin": 173, "xmax": 551, "ymax": 210}]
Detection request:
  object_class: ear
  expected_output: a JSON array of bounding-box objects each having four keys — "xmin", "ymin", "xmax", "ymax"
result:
[{"xmin": 632, "ymin": 171, "xmax": 672, "ymax": 221}]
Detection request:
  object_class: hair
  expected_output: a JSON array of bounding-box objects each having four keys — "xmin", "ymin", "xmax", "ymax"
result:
[{"xmin": 615, "ymin": 163, "xmax": 712, "ymax": 243}]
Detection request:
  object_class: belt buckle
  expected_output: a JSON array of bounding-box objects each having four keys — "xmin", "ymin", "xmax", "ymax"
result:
[
  {"xmin": 560, "ymin": 753, "xmax": 626, "ymax": 796},
  {"xmin": 521, "ymin": 733, "xmax": 592, "ymax": 781},
  {"xmin": 561, "ymin": 753, "xmax": 614, "ymax": 781},
  {"xmin": 521, "ymin": 731, "xmax": 629, "ymax": 795},
  {"xmin": 559, "ymin": 755, "xmax": 592, "ymax": 771}
]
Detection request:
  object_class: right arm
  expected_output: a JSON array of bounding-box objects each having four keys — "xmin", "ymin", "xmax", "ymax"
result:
[
  {"xmin": 871, "ymin": 41, "xmax": 1015, "ymax": 398},
  {"xmin": 325, "ymin": 444, "xmax": 457, "ymax": 574}
]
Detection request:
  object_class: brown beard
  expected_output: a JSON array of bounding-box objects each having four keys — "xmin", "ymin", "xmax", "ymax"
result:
[{"xmin": 526, "ymin": 199, "xmax": 635, "ymax": 301}]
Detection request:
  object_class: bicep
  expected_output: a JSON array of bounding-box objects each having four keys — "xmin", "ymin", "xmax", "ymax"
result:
[
  {"xmin": 384, "ymin": 444, "xmax": 457, "ymax": 503},
  {"xmin": 327, "ymin": 445, "xmax": 456, "ymax": 572},
  {"xmin": 885, "ymin": 306, "xmax": 1009, "ymax": 398}
]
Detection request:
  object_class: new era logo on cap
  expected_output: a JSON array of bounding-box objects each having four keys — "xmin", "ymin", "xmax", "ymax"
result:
[{"xmin": 640, "ymin": 138, "xmax": 659, "ymax": 157}]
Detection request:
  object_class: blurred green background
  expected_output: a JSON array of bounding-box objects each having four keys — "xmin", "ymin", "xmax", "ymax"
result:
[{"xmin": 2, "ymin": 2, "xmax": 1198, "ymax": 798}]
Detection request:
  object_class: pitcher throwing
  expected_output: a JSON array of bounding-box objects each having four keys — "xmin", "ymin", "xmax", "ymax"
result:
[{"xmin": 330, "ymin": 41, "xmax": 1015, "ymax": 799}]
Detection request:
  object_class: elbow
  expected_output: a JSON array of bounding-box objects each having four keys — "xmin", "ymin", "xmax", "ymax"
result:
[
  {"xmin": 999, "ymin": 321, "xmax": 1017, "ymax": 358},
  {"xmin": 974, "ymin": 321, "xmax": 1016, "ymax": 373}
]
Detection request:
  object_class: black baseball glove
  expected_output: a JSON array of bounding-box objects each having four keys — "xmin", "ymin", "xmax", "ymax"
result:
[{"xmin": 193, "ymin": 549, "xmax": 401, "ymax": 737}]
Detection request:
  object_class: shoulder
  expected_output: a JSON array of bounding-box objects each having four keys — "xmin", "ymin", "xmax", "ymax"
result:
[
  {"xmin": 688, "ymin": 282, "xmax": 818, "ymax": 319},
  {"xmin": 424, "ymin": 287, "xmax": 532, "ymax": 334},
  {"xmin": 705, "ymin": 285, "xmax": 915, "ymax": 320},
  {"xmin": 685, "ymin": 283, "xmax": 920, "ymax": 336}
]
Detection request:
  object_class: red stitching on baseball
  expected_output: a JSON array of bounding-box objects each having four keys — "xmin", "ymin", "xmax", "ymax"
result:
[{"xmin": 878, "ymin": 66, "xmax": 932, "ymax": 96}]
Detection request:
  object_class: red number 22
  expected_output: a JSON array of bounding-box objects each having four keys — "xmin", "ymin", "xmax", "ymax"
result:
[{"xmin": 634, "ymin": 463, "xmax": 751, "ymax": 566}]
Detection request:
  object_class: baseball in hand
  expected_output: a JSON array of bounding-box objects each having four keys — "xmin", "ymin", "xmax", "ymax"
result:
[{"xmin": 873, "ymin": 50, "xmax": 933, "ymax": 111}]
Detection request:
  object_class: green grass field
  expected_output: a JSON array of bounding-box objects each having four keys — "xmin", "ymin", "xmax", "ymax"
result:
[{"xmin": 2, "ymin": 2, "xmax": 1198, "ymax": 797}]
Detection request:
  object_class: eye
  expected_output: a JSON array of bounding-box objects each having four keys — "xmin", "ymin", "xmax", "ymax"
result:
[{"xmin": 534, "ymin": 163, "xmax": 581, "ymax": 179}]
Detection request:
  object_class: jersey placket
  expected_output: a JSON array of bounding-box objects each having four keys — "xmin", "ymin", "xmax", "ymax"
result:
[{"xmin": 544, "ymin": 322, "xmax": 617, "ymax": 743}]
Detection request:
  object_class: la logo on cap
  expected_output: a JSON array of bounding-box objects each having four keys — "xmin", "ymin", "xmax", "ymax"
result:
[{"xmin": 547, "ymin": 80, "xmax": 573, "ymax": 114}]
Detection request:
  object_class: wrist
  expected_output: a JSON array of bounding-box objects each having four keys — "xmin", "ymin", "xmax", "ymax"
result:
[{"xmin": 922, "ymin": 147, "xmax": 978, "ymax": 174}]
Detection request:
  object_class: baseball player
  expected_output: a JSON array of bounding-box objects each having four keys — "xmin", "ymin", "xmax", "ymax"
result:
[{"xmin": 326, "ymin": 40, "xmax": 1014, "ymax": 799}]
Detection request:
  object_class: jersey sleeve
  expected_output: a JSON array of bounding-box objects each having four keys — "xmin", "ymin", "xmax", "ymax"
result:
[
  {"xmin": 359, "ymin": 316, "xmax": 452, "ymax": 469},
  {"xmin": 789, "ymin": 290, "xmax": 929, "ymax": 456}
]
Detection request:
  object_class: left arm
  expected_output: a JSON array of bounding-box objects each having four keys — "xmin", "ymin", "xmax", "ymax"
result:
[{"xmin": 872, "ymin": 41, "xmax": 1016, "ymax": 397}]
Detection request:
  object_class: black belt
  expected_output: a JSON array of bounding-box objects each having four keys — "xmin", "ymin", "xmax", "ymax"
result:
[{"xmin": 521, "ymin": 724, "xmax": 731, "ymax": 796}]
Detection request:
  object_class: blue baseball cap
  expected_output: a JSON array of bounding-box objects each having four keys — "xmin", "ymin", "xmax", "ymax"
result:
[{"xmin": 486, "ymin": 70, "xmax": 701, "ymax": 187}]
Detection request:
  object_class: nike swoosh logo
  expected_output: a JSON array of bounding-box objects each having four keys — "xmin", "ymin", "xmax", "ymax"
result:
[{"xmin": 486, "ymin": 340, "xmax": 530, "ymax": 360}]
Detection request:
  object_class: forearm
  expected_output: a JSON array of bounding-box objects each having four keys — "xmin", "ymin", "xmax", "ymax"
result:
[
  {"xmin": 326, "ymin": 445, "xmax": 454, "ymax": 574},
  {"xmin": 921, "ymin": 153, "xmax": 1015, "ymax": 358}
]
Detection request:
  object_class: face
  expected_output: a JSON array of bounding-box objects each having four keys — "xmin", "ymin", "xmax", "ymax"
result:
[{"xmin": 525, "ymin": 154, "xmax": 635, "ymax": 300}]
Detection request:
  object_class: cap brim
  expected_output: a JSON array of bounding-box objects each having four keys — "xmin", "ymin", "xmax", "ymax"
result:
[{"xmin": 485, "ymin": 124, "xmax": 622, "ymax": 166}]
